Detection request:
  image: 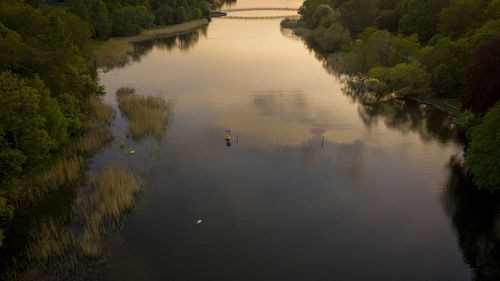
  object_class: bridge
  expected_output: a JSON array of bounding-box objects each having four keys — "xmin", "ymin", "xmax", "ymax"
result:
[
  {"xmin": 219, "ymin": 15, "xmax": 300, "ymax": 20},
  {"xmin": 217, "ymin": 7, "xmax": 299, "ymax": 12}
]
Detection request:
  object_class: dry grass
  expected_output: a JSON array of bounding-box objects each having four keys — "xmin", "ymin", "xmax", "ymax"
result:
[
  {"xmin": 127, "ymin": 19, "xmax": 209, "ymax": 42},
  {"xmin": 25, "ymin": 166, "xmax": 144, "ymax": 263},
  {"xmin": 92, "ymin": 39, "xmax": 133, "ymax": 70},
  {"xmin": 116, "ymin": 87, "xmax": 173, "ymax": 140}
]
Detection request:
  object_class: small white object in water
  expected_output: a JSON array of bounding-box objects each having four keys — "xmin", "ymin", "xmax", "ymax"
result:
[
  {"xmin": 197, "ymin": 219, "xmax": 202, "ymax": 225},
  {"xmin": 129, "ymin": 150, "xmax": 136, "ymax": 154}
]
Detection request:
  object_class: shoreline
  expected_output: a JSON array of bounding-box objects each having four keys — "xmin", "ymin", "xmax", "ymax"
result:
[
  {"xmin": 93, "ymin": 19, "xmax": 210, "ymax": 71},
  {"xmin": 126, "ymin": 19, "xmax": 210, "ymax": 43},
  {"xmin": 281, "ymin": 18, "xmax": 461, "ymax": 125}
]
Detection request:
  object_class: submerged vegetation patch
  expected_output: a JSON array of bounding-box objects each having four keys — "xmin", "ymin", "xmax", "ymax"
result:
[
  {"xmin": 116, "ymin": 87, "xmax": 174, "ymax": 141},
  {"xmin": 7, "ymin": 166, "xmax": 144, "ymax": 280}
]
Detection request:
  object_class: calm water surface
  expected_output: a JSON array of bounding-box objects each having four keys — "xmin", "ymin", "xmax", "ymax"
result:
[{"xmin": 95, "ymin": 1, "xmax": 489, "ymax": 280}]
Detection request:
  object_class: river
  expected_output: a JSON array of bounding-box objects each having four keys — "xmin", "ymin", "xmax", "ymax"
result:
[{"xmin": 91, "ymin": 0, "xmax": 499, "ymax": 280}]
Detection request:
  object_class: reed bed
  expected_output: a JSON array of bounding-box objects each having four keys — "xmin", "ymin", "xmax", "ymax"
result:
[
  {"xmin": 25, "ymin": 166, "xmax": 144, "ymax": 263},
  {"xmin": 116, "ymin": 87, "xmax": 173, "ymax": 140},
  {"xmin": 76, "ymin": 166, "xmax": 144, "ymax": 257},
  {"xmin": 92, "ymin": 39, "xmax": 133, "ymax": 70}
]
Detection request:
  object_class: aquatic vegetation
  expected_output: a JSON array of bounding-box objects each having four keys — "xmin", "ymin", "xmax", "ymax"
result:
[
  {"xmin": 77, "ymin": 166, "xmax": 144, "ymax": 257},
  {"xmin": 116, "ymin": 87, "xmax": 174, "ymax": 140},
  {"xmin": 25, "ymin": 166, "xmax": 144, "ymax": 264},
  {"xmin": 92, "ymin": 39, "xmax": 134, "ymax": 70}
]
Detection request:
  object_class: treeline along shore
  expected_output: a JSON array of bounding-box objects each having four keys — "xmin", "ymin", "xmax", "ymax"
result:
[
  {"xmin": 0, "ymin": 0, "xmax": 218, "ymax": 275},
  {"xmin": 281, "ymin": 0, "xmax": 500, "ymax": 191}
]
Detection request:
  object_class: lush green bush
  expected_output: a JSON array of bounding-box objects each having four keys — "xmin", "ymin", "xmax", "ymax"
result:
[
  {"xmin": 368, "ymin": 62, "xmax": 432, "ymax": 97},
  {"xmin": 312, "ymin": 4, "xmax": 334, "ymax": 28},
  {"xmin": 466, "ymin": 101, "xmax": 500, "ymax": 191},
  {"xmin": 312, "ymin": 22, "xmax": 351, "ymax": 52}
]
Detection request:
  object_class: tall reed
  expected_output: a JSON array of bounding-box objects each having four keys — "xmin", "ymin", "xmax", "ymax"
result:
[
  {"xmin": 91, "ymin": 39, "xmax": 133, "ymax": 70},
  {"xmin": 25, "ymin": 166, "xmax": 144, "ymax": 263},
  {"xmin": 116, "ymin": 87, "xmax": 174, "ymax": 140}
]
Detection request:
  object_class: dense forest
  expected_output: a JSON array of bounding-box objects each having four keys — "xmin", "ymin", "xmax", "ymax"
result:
[
  {"xmin": 0, "ymin": 0, "xmax": 220, "ymax": 247},
  {"xmin": 292, "ymin": 0, "xmax": 500, "ymax": 191}
]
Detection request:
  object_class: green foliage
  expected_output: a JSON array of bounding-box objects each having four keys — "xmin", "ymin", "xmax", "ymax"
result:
[
  {"xmin": 341, "ymin": 28, "xmax": 420, "ymax": 74},
  {"xmin": 111, "ymin": 5, "xmax": 154, "ymax": 36},
  {"xmin": 469, "ymin": 19, "xmax": 500, "ymax": 47},
  {"xmin": 338, "ymin": 0, "xmax": 377, "ymax": 35},
  {"xmin": 374, "ymin": 5, "xmax": 402, "ymax": 32},
  {"xmin": 419, "ymin": 37, "xmax": 473, "ymax": 96},
  {"xmin": 200, "ymin": 1, "xmax": 211, "ymax": 16},
  {"xmin": 0, "ymin": 23, "xmax": 28, "ymax": 73},
  {"xmin": 484, "ymin": 0, "xmax": 500, "ymax": 21},
  {"xmin": 398, "ymin": 0, "xmax": 449, "ymax": 43},
  {"xmin": 94, "ymin": 9, "xmax": 112, "ymax": 39},
  {"xmin": 368, "ymin": 62, "xmax": 432, "ymax": 97},
  {"xmin": 299, "ymin": 0, "xmax": 334, "ymax": 28},
  {"xmin": 312, "ymin": 22, "xmax": 351, "ymax": 52},
  {"xmin": 155, "ymin": 4, "xmax": 174, "ymax": 25},
  {"xmin": 0, "ymin": 72, "xmax": 57, "ymax": 163},
  {"xmin": 466, "ymin": 101, "xmax": 500, "ymax": 191},
  {"xmin": 312, "ymin": 4, "xmax": 334, "ymax": 28},
  {"xmin": 456, "ymin": 110, "xmax": 481, "ymax": 139},
  {"xmin": 174, "ymin": 6, "xmax": 187, "ymax": 24},
  {"xmin": 438, "ymin": 0, "xmax": 483, "ymax": 40}
]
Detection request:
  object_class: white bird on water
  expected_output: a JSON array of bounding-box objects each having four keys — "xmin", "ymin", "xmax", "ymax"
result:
[{"xmin": 197, "ymin": 219, "xmax": 202, "ymax": 225}]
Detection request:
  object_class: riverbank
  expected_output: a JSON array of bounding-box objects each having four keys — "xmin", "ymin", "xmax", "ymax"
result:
[
  {"xmin": 93, "ymin": 19, "xmax": 209, "ymax": 70},
  {"xmin": 281, "ymin": 18, "xmax": 462, "ymax": 124},
  {"xmin": 126, "ymin": 19, "xmax": 209, "ymax": 43}
]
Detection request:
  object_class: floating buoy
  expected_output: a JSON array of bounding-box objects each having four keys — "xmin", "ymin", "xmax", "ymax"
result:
[
  {"xmin": 197, "ymin": 219, "xmax": 202, "ymax": 225},
  {"xmin": 129, "ymin": 150, "xmax": 136, "ymax": 154}
]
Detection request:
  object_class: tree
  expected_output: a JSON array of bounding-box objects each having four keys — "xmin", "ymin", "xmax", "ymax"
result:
[
  {"xmin": 0, "ymin": 72, "xmax": 56, "ymax": 163},
  {"xmin": 398, "ymin": 0, "xmax": 449, "ymax": 43},
  {"xmin": 374, "ymin": 6, "xmax": 402, "ymax": 32},
  {"xmin": 174, "ymin": 6, "xmax": 187, "ymax": 23},
  {"xmin": 461, "ymin": 37, "xmax": 500, "ymax": 114},
  {"xmin": 483, "ymin": 0, "xmax": 500, "ymax": 21},
  {"xmin": 315, "ymin": 22, "xmax": 351, "ymax": 52},
  {"xmin": 299, "ymin": 0, "xmax": 334, "ymax": 27},
  {"xmin": 112, "ymin": 6, "xmax": 154, "ymax": 36},
  {"xmin": 368, "ymin": 61, "xmax": 432, "ymax": 97},
  {"xmin": 312, "ymin": 4, "xmax": 334, "ymax": 28},
  {"xmin": 0, "ymin": 23, "xmax": 28, "ymax": 74},
  {"xmin": 94, "ymin": 9, "xmax": 112, "ymax": 39},
  {"xmin": 419, "ymin": 37, "xmax": 473, "ymax": 97},
  {"xmin": 438, "ymin": 0, "xmax": 482, "ymax": 40},
  {"xmin": 200, "ymin": 1, "xmax": 211, "ymax": 17},
  {"xmin": 338, "ymin": 0, "xmax": 377, "ymax": 35},
  {"xmin": 466, "ymin": 101, "xmax": 500, "ymax": 191}
]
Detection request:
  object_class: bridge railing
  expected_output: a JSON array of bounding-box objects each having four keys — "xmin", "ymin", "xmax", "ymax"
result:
[{"xmin": 217, "ymin": 7, "xmax": 299, "ymax": 12}]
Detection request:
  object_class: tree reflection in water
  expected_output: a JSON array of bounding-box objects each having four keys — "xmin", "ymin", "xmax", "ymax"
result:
[
  {"xmin": 130, "ymin": 25, "xmax": 208, "ymax": 63},
  {"xmin": 341, "ymin": 76, "xmax": 500, "ymax": 281},
  {"xmin": 444, "ymin": 157, "xmax": 500, "ymax": 281},
  {"xmin": 341, "ymin": 77, "xmax": 460, "ymax": 144}
]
